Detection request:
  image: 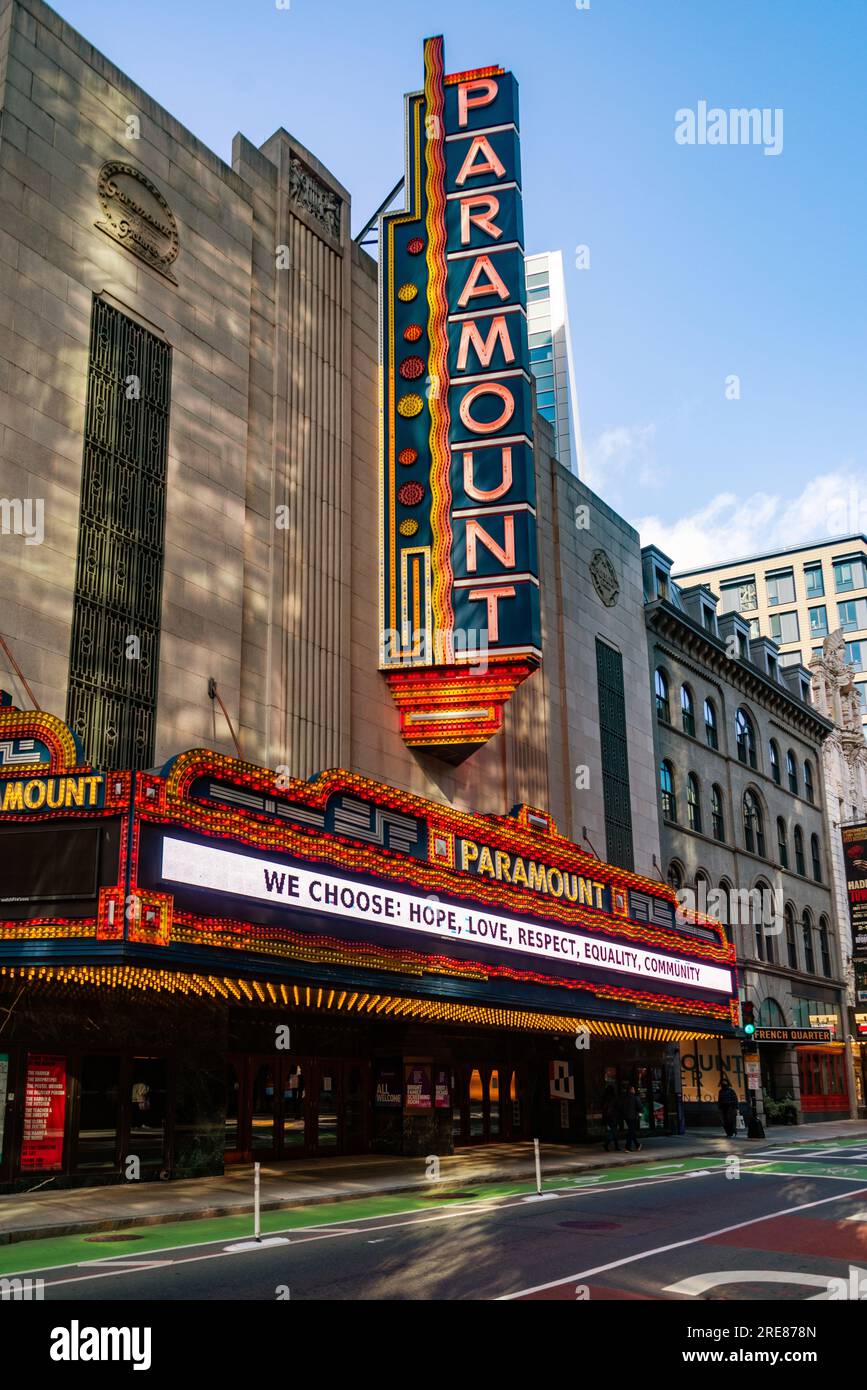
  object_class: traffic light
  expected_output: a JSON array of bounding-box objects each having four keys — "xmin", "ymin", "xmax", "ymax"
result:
[{"xmin": 742, "ymin": 1000, "xmax": 756, "ymax": 1036}]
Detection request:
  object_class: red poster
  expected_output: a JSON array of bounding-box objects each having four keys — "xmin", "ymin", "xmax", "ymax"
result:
[{"xmin": 21, "ymin": 1053, "xmax": 66, "ymax": 1172}]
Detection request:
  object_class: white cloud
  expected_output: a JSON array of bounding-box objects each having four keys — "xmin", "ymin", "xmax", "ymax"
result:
[
  {"xmin": 583, "ymin": 423, "xmax": 661, "ymax": 497},
  {"xmin": 634, "ymin": 468, "xmax": 867, "ymax": 572}
]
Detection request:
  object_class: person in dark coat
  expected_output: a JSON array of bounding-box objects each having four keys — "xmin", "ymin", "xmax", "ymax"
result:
[
  {"xmin": 623, "ymin": 1084, "xmax": 642, "ymax": 1151},
  {"xmin": 717, "ymin": 1077, "xmax": 739, "ymax": 1137},
  {"xmin": 602, "ymin": 1085, "xmax": 620, "ymax": 1151}
]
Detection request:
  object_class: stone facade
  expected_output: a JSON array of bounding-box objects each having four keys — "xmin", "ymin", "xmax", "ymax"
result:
[
  {"xmin": 644, "ymin": 546, "xmax": 853, "ymax": 1121},
  {"xmin": 0, "ymin": 0, "xmax": 661, "ymax": 878}
]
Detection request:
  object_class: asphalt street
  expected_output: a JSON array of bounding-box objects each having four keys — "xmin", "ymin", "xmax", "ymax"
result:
[{"xmin": 5, "ymin": 1137, "xmax": 867, "ymax": 1301}]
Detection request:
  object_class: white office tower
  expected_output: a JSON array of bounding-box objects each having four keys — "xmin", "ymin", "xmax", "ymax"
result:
[{"xmin": 524, "ymin": 250, "xmax": 583, "ymax": 475}]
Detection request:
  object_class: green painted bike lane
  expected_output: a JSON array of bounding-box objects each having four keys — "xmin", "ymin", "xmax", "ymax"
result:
[
  {"xmin": 0, "ymin": 1158, "xmax": 728, "ymax": 1278},
  {"xmin": 4, "ymin": 1149, "xmax": 866, "ymax": 1280}
]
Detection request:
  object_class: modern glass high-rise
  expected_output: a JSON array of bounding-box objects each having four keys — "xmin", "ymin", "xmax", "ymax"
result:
[{"xmin": 524, "ymin": 251, "xmax": 582, "ymax": 476}]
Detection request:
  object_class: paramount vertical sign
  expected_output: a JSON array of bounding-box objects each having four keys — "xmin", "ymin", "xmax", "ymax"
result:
[{"xmin": 379, "ymin": 36, "xmax": 541, "ymax": 759}]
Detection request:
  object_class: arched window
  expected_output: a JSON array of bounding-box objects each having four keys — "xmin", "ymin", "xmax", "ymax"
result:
[
  {"xmin": 711, "ymin": 784, "xmax": 725, "ymax": 841},
  {"xmin": 787, "ymin": 749, "xmax": 798, "ymax": 795},
  {"xmin": 743, "ymin": 790, "xmax": 765, "ymax": 856},
  {"xmin": 804, "ymin": 760, "xmax": 815, "ymax": 804},
  {"xmin": 695, "ymin": 870, "xmax": 710, "ymax": 913},
  {"xmin": 704, "ymin": 698, "xmax": 718, "ymax": 749},
  {"xmin": 687, "ymin": 772, "xmax": 702, "ymax": 832},
  {"xmin": 784, "ymin": 904, "xmax": 798, "ymax": 969},
  {"xmin": 802, "ymin": 908, "xmax": 815, "ymax": 973},
  {"xmin": 655, "ymin": 668, "xmax": 670, "ymax": 723},
  {"xmin": 736, "ymin": 708, "xmax": 757, "ymax": 768},
  {"xmin": 777, "ymin": 817, "xmax": 789, "ymax": 868},
  {"xmin": 811, "ymin": 833, "xmax": 822, "ymax": 882},
  {"xmin": 667, "ymin": 860, "xmax": 684, "ymax": 891},
  {"xmin": 819, "ymin": 916, "xmax": 832, "ymax": 976},
  {"xmin": 757, "ymin": 998, "xmax": 787, "ymax": 1028},
  {"xmin": 754, "ymin": 880, "xmax": 775, "ymax": 964},
  {"xmin": 716, "ymin": 879, "xmax": 733, "ymax": 941},
  {"xmin": 681, "ymin": 685, "xmax": 696, "ymax": 736},
  {"xmin": 794, "ymin": 825, "xmax": 805, "ymax": 875},
  {"xmin": 659, "ymin": 760, "xmax": 676, "ymax": 820},
  {"xmin": 769, "ymin": 739, "xmax": 781, "ymax": 785}
]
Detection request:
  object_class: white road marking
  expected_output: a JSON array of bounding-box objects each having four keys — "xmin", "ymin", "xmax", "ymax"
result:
[
  {"xmin": 20, "ymin": 1171, "xmax": 727, "ymax": 1288},
  {"xmin": 222, "ymin": 1237, "xmax": 292, "ymax": 1252},
  {"xmin": 497, "ymin": 1183, "xmax": 867, "ymax": 1299},
  {"xmin": 663, "ymin": 1269, "xmax": 838, "ymax": 1300},
  {"xmin": 75, "ymin": 1259, "xmax": 173, "ymax": 1270}
]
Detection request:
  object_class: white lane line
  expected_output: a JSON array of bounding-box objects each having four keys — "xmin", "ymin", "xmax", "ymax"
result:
[
  {"xmin": 75, "ymin": 1259, "xmax": 174, "ymax": 1270},
  {"xmin": 23, "ymin": 1170, "xmax": 728, "ymax": 1289},
  {"xmin": 2, "ymin": 1170, "xmax": 715, "ymax": 1281},
  {"xmin": 497, "ymin": 1183, "xmax": 867, "ymax": 1300}
]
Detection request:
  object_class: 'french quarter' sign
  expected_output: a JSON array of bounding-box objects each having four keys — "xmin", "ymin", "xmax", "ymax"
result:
[{"xmin": 379, "ymin": 36, "xmax": 541, "ymax": 759}]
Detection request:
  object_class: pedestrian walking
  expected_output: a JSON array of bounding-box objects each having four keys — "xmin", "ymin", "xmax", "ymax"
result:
[
  {"xmin": 602, "ymin": 1084, "xmax": 620, "ymax": 1152},
  {"xmin": 717, "ymin": 1077, "xmax": 739, "ymax": 1138},
  {"xmin": 623, "ymin": 1083, "xmax": 642, "ymax": 1151}
]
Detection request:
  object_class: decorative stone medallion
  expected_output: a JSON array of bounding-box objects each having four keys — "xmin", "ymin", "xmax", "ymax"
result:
[
  {"xmin": 589, "ymin": 548, "xmax": 620, "ymax": 607},
  {"xmin": 95, "ymin": 162, "xmax": 179, "ymax": 283}
]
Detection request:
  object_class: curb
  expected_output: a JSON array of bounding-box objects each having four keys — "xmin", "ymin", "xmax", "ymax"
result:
[
  {"xmin": 4, "ymin": 1130, "xmax": 867, "ymax": 1246},
  {"xmin": 0, "ymin": 1143, "xmax": 746, "ymax": 1246}
]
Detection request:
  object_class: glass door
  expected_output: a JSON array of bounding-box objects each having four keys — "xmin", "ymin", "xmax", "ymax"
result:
[
  {"xmin": 314, "ymin": 1062, "xmax": 340, "ymax": 1152},
  {"xmin": 344, "ymin": 1062, "xmax": 370, "ymax": 1154},
  {"xmin": 281, "ymin": 1062, "xmax": 307, "ymax": 1154},
  {"xmin": 75, "ymin": 1055, "xmax": 121, "ymax": 1173},
  {"xmin": 128, "ymin": 1057, "xmax": 168, "ymax": 1170},
  {"xmin": 224, "ymin": 1057, "xmax": 245, "ymax": 1162}
]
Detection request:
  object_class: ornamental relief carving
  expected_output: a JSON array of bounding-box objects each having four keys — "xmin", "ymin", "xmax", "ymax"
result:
[
  {"xmin": 589, "ymin": 548, "xmax": 620, "ymax": 608},
  {"xmin": 95, "ymin": 161, "xmax": 180, "ymax": 283},
  {"xmin": 287, "ymin": 156, "xmax": 342, "ymax": 240}
]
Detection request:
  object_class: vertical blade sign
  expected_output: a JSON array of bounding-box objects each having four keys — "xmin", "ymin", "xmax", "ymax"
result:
[{"xmin": 379, "ymin": 36, "xmax": 541, "ymax": 761}]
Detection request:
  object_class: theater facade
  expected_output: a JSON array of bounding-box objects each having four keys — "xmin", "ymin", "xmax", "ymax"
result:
[
  {"xmin": 0, "ymin": 702, "xmax": 737, "ymax": 1187},
  {"xmin": 0, "ymin": 6, "xmax": 744, "ymax": 1188}
]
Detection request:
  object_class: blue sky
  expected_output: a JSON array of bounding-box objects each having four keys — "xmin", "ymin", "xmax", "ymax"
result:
[{"xmin": 56, "ymin": 0, "xmax": 867, "ymax": 568}]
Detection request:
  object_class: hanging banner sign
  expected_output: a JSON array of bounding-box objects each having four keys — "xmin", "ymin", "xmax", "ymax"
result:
[
  {"xmin": 379, "ymin": 35, "xmax": 541, "ymax": 756},
  {"xmin": 841, "ymin": 824, "xmax": 867, "ymax": 957}
]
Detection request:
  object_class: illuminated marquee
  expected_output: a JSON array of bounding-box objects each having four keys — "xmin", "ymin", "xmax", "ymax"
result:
[
  {"xmin": 0, "ymin": 707, "xmax": 738, "ymax": 1028},
  {"xmin": 379, "ymin": 36, "xmax": 541, "ymax": 758}
]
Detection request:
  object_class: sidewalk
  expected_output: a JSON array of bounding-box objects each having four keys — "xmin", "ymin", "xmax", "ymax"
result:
[{"xmin": 2, "ymin": 1120, "xmax": 866, "ymax": 1246}]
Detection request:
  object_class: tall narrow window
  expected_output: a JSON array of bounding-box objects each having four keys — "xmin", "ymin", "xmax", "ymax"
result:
[
  {"xmin": 711, "ymin": 784, "xmax": 725, "ymax": 841},
  {"xmin": 769, "ymin": 739, "xmax": 781, "ymax": 784},
  {"xmin": 785, "ymin": 905, "xmax": 798, "ymax": 969},
  {"xmin": 804, "ymin": 760, "xmax": 814, "ymax": 804},
  {"xmin": 67, "ymin": 298, "xmax": 170, "ymax": 768},
  {"xmin": 819, "ymin": 917, "xmax": 832, "ymax": 976},
  {"xmin": 704, "ymin": 698, "xmax": 718, "ymax": 749},
  {"xmin": 659, "ymin": 760, "xmax": 676, "ymax": 822},
  {"xmin": 743, "ymin": 790, "xmax": 764, "ymax": 856},
  {"xmin": 736, "ymin": 708, "xmax": 757, "ymax": 768},
  {"xmin": 777, "ymin": 817, "xmax": 788, "ymax": 868},
  {"xmin": 595, "ymin": 641, "xmax": 634, "ymax": 871},
  {"xmin": 811, "ymin": 833, "xmax": 822, "ymax": 882},
  {"xmin": 687, "ymin": 773, "xmax": 701, "ymax": 832},
  {"xmin": 802, "ymin": 910, "xmax": 815, "ymax": 973},
  {"xmin": 787, "ymin": 750, "xmax": 798, "ymax": 795},
  {"xmin": 681, "ymin": 685, "xmax": 695, "ymax": 736},
  {"xmin": 655, "ymin": 667, "xmax": 670, "ymax": 723},
  {"xmin": 794, "ymin": 825, "xmax": 805, "ymax": 875}
]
